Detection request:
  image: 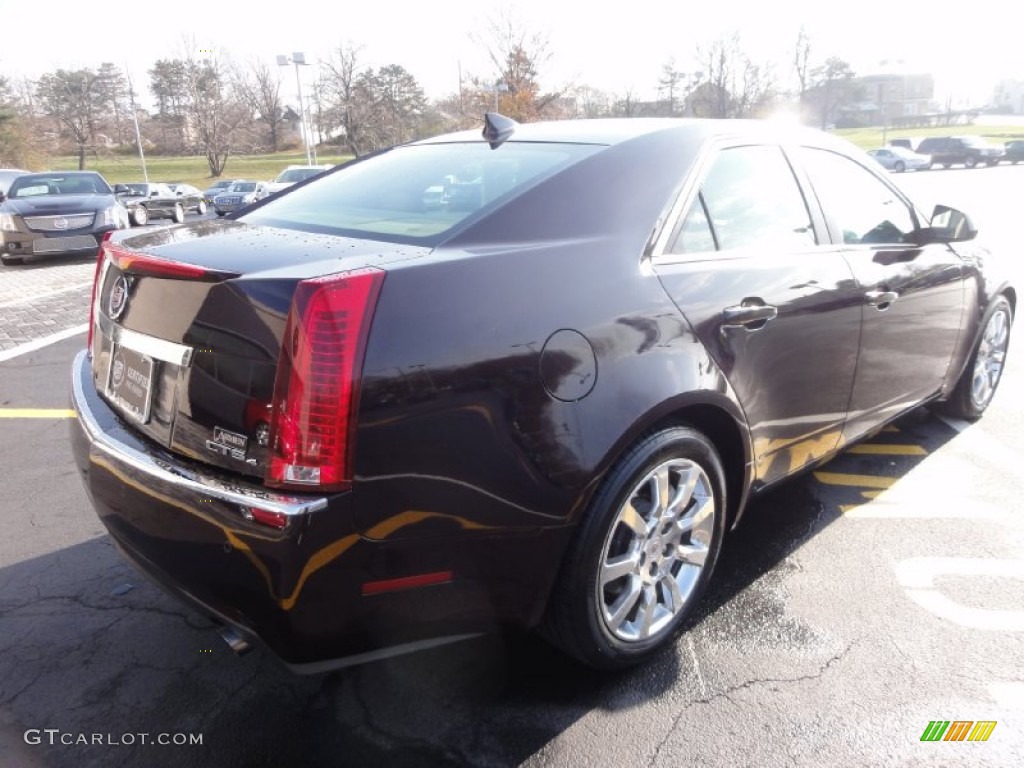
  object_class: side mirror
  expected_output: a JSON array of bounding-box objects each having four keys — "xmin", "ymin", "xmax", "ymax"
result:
[
  {"xmin": 915, "ymin": 205, "xmax": 978, "ymax": 244},
  {"xmin": 150, "ymin": 190, "xmax": 158, "ymax": 197},
  {"xmin": 113, "ymin": 184, "xmax": 130, "ymax": 194},
  {"xmin": 0, "ymin": 191, "xmax": 5, "ymax": 203}
]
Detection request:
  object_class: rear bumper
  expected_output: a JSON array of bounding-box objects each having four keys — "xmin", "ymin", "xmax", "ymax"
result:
[{"xmin": 69, "ymin": 350, "xmax": 535, "ymax": 669}]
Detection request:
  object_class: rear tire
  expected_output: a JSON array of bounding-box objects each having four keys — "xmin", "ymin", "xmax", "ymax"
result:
[
  {"xmin": 197, "ymin": 200, "xmax": 207, "ymax": 215},
  {"xmin": 542, "ymin": 426, "xmax": 727, "ymax": 669},
  {"xmin": 131, "ymin": 205, "xmax": 148, "ymax": 226},
  {"xmin": 172, "ymin": 203, "xmax": 184, "ymax": 224},
  {"xmin": 937, "ymin": 297, "xmax": 1012, "ymax": 421},
  {"xmin": 965, "ymin": 156, "xmax": 978, "ymax": 168},
  {"xmin": 894, "ymin": 161, "xmax": 906, "ymax": 173}
]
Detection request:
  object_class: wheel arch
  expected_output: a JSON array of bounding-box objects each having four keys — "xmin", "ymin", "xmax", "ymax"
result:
[{"xmin": 584, "ymin": 393, "xmax": 753, "ymax": 533}]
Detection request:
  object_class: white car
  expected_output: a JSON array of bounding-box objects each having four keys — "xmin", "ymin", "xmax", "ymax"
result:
[
  {"xmin": 265, "ymin": 165, "xmax": 332, "ymax": 195},
  {"xmin": 866, "ymin": 146, "xmax": 931, "ymax": 173}
]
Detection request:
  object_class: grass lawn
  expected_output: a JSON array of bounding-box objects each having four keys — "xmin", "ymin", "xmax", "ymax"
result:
[
  {"xmin": 49, "ymin": 149, "xmax": 355, "ymax": 189},
  {"xmin": 837, "ymin": 123, "xmax": 1024, "ymax": 150}
]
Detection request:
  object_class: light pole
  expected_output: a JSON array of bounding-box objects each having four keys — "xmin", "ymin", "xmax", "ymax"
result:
[
  {"xmin": 277, "ymin": 53, "xmax": 312, "ymax": 166},
  {"xmin": 124, "ymin": 67, "xmax": 148, "ymax": 182}
]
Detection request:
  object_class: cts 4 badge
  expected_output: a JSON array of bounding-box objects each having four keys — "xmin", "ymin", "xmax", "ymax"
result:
[
  {"xmin": 108, "ymin": 275, "xmax": 130, "ymax": 320},
  {"xmin": 206, "ymin": 427, "xmax": 256, "ymax": 465}
]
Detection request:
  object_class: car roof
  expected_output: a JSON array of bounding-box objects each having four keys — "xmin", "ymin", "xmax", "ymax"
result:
[{"xmin": 414, "ymin": 117, "xmax": 849, "ymax": 153}]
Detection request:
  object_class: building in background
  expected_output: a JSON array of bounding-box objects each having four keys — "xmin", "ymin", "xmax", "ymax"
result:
[{"xmin": 992, "ymin": 80, "xmax": 1024, "ymax": 114}]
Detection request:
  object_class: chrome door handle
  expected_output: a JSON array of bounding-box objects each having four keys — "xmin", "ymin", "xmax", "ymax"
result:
[
  {"xmin": 866, "ymin": 290, "xmax": 899, "ymax": 309},
  {"xmin": 722, "ymin": 303, "xmax": 778, "ymax": 330}
]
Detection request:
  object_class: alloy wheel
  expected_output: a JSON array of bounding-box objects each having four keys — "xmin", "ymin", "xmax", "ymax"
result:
[
  {"xmin": 971, "ymin": 307, "xmax": 1010, "ymax": 410},
  {"xmin": 597, "ymin": 458, "xmax": 715, "ymax": 643}
]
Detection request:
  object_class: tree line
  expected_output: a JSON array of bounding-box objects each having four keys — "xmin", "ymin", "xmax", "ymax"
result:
[{"xmin": 0, "ymin": 21, "xmax": 863, "ymax": 177}]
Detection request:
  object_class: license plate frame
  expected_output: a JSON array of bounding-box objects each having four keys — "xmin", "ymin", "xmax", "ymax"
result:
[{"xmin": 105, "ymin": 343, "xmax": 155, "ymax": 424}]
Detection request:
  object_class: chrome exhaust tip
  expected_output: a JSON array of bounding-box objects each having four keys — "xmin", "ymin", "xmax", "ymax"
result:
[{"xmin": 217, "ymin": 625, "xmax": 253, "ymax": 655}]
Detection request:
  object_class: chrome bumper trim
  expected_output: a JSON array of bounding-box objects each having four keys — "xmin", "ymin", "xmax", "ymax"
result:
[{"xmin": 71, "ymin": 349, "xmax": 326, "ymax": 517}]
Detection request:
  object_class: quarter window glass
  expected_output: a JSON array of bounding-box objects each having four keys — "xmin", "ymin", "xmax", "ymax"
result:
[
  {"xmin": 694, "ymin": 145, "xmax": 815, "ymax": 252},
  {"xmin": 801, "ymin": 148, "xmax": 916, "ymax": 245},
  {"xmin": 672, "ymin": 194, "xmax": 716, "ymax": 253}
]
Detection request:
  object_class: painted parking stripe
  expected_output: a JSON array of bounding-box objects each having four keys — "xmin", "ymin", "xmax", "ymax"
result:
[
  {"xmin": 0, "ymin": 409, "xmax": 76, "ymax": 418},
  {"xmin": 0, "ymin": 324, "xmax": 87, "ymax": 363},
  {"xmin": 813, "ymin": 471, "xmax": 897, "ymax": 490},
  {"xmin": 846, "ymin": 444, "xmax": 927, "ymax": 456},
  {"xmin": 895, "ymin": 557, "xmax": 1024, "ymax": 631}
]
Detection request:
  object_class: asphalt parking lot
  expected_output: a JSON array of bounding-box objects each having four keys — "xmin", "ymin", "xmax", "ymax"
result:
[{"xmin": 1, "ymin": 170, "xmax": 1022, "ymax": 767}]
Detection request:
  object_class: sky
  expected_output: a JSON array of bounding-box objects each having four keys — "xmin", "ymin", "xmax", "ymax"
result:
[{"xmin": 0, "ymin": 0, "xmax": 1018, "ymax": 110}]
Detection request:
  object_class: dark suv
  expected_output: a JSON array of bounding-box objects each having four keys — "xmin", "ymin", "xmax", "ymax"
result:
[{"xmin": 916, "ymin": 136, "xmax": 1004, "ymax": 168}]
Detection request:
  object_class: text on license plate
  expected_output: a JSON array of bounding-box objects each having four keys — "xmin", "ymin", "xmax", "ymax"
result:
[{"xmin": 106, "ymin": 344, "xmax": 154, "ymax": 423}]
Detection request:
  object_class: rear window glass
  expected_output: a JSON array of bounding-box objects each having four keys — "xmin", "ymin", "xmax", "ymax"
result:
[{"xmin": 241, "ymin": 142, "xmax": 600, "ymax": 245}]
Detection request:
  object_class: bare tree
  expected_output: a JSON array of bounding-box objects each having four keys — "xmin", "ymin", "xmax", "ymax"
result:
[
  {"xmin": 35, "ymin": 68, "xmax": 108, "ymax": 169},
  {"xmin": 472, "ymin": 9, "xmax": 563, "ymax": 121},
  {"xmin": 691, "ymin": 33, "xmax": 775, "ymax": 118},
  {"xmin": 233, "ymin": 59, "xmax": 284, "ymax": 151},
  {"xmin": 181, "ymin": 52, "xmax": 250, "ymax": 175},
  {"xmin": 321, "ymin": 42, "xmax": 374, "ymax": 157},
  {"xmin": 657, "ymin": 61, "xmax": 685, "ymax": 116},
  {"xmin": 793, "ymin": 27, "xmax": 812, "ymax": 102}
]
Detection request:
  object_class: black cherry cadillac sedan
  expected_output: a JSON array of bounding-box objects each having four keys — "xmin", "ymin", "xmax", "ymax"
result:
[{"xmin": 69, "ymin": 116, "xmax": 1015, "ymax": 672}]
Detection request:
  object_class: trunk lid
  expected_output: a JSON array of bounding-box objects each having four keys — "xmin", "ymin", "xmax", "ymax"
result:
[{"xmin": 90, "ymin": 221, "xmax": 427, "ymax": 481}]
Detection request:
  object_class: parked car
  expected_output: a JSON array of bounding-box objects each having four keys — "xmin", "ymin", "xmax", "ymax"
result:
[
  {"xmin": 0, "ymin": 171, "xmax": 129, "ymax": 265},
  {"xmin": 916, "ymin": 136, "xmax": 1004, "ymax": 168},
  {"xmin": 213, "ymin": 180, "xmax": 269, "ymax": 215},
  {"xmin": 867, "ymin": 146, "xmax": 932, "ymax": 172},
  {"xmin": 1003, "ymin": 140, "xmax": 1024, "ymax": 164},
  {"xmin": 70, "ymin": 116, "xmax": 1014, "ymax": 673},
  {"xmin": 265, "ymin": 165, "xmax": 333, "ymax": 195},
  {"xmin": 115, "ymin": 182, "xmax": 187, "ymax": 227},
  {"xmin": 202, "ymin": 179, "xmax": 240, "ymax": 205},
  {"xmin": 167, "ymin": 183, "xmax": 208, "ymax": 215},
  {"xmin": 0, "ymin": 168, "xmax": 29, "ymax": 197},
  {"xmin": 887, "ymin": 137, "xmax": 923, "ymax": 152}
]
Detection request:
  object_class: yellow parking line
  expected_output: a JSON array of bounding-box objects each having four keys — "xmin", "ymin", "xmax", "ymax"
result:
[
  {"xmin": 883, "ymin": 425, "xmax": 900, "ymax": 433},
  {"xmin": 861, "ymin": 490, "xmax": 883, "ymax": 499},
  {"xmin": 847, "ymin": 444, "xmax": 927, "ymax": 456},
  {"xmin": 0, "ymin": 409, "xmax": 77, "ymax": 418},
  {"xmin": 813, "ymin": 471, "xmax": 896, "ymax": 489}
]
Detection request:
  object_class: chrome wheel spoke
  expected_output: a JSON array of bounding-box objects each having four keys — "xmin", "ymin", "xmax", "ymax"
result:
[
  {"xmin": 654, "ymin": 465, "xmax": 672, "ymax": 519},
  {"xmin": 636, "ymin": 586, "xmax": 657, "ymax": 639},
  {"xmin": 601, "ymin": 553, "xmax": 640, "ymax": 586},
  {"xmin": 662, "ymin": 574, "xmax": 685, "ymax": 612},
  {"xmin": 619, "ymin": 500, "xmax": 649, "ymax": 538},
  {"xmin": 677, "ymin": 543, "xmax": 708, "ymax": 567},
  {"xmin": 605, "ymin": 578, "xmax": 642, "ymax": 632},
  {"xmin": 677, "ymin": 495, "xmax": 714, "ymax": 535}
]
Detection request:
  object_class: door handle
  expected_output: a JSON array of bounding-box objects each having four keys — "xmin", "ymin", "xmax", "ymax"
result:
[
  {"xmin": 866, "ymin": 290, "xmax": 899, "ymax": 310},
  {"xmin": 722, "ymin": 302, "xmax": 778, "ymax": 330}
]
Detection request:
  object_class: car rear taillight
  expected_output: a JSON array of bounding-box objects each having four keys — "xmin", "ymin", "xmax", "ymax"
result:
[
  {"xmin": 105, "ymin": 244, "xmax": 212, "ymax": 279},
  {"xmin": 266, "ymin": 267, "xmax": 384, "ymax": 492},
  {"xmin": 87, "ymin": 232, "xmax": 116, "ymax": 355}
]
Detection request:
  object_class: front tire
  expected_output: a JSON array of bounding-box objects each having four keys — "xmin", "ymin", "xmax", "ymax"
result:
[
  {"xmin": 965, "ymin": 156, "xmax": 978, "ymax": 168},
  {"xmin": 542, "ymin": 426, "xmax": 727, "ymax": 669},
  {"xmin": 894, "ymin": 161, "xmax": 906, "ymax": 173},
  {"xmin": 938, "ymin": 297, "xmax": 1012, "ymax": 421}
]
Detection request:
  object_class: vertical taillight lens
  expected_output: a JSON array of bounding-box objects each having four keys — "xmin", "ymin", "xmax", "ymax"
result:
[
  {"xmin": 87, "ymin": 232, "xmax": 115, "ymax": 356},
  {"xmin": 266, "ymin": 267, "xmax": 384, "ymax": 492}
]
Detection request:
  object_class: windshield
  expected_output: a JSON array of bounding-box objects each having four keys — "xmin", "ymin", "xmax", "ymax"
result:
[
  {"xmin": 124, "ymin": 184, "xmax": 148, "ymax": 195},
  {"xmin": 8, "ymin": 173, "xmax": 111, "ymax": 198},
  {"xmin": 277, "ymin": 168, "xmax": 323, "ymax": 183},
  {"xmin": 230, "ymin": 183, "xmax": 258, "ymax": 193},
  {"xmin": 242, "ymin": 142, "xmax": 599, "ymax": 245}
]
